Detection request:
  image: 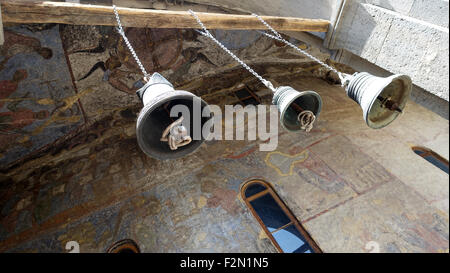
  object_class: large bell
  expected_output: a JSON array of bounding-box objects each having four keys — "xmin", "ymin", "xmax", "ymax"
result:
[
  {"xmin": 272, "ymin": 86, "xmax": 322, "ymax": 132},
  {"xmin": 342, "ymin": 72, "xmax": 412, "ymax": 129},
  {"xmin": 136, "ymin": 73, "xmax": 211, "ymax": 160}
]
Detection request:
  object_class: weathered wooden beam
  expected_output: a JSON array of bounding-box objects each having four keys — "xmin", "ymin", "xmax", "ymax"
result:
[
  {"xmin": 0, "ymin": 1, "xmax": 330, "ymax": 32},
  {"xmin": 0, "ymin": 2, "xmax": 4, "ymax": 45}
]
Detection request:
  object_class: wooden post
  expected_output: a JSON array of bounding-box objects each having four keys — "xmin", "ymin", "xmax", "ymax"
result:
[
  {"xmin": 0, "ymin": 2, "xmax": 4, "ymax": 45},
  {"xmin": 0, "ymin": 1, "xmax": 330, "ymax": 32}
]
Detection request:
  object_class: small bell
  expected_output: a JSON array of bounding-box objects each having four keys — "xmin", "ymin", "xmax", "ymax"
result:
[
  {"xmin": 341, "ymin": 72, "xmax": 412, "ymax": 129},
  {"xmin": 272, "ymin": 86, "xmax": 322, "ymax": 132},
  {"xmin": 136, "ymin": 73, "xmax": 211, "ymax": 160}
]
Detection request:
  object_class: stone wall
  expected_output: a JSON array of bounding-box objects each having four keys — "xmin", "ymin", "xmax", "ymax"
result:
[{"xmin": 329, "ymin": 0, "xmax": 449, "ymax": 101}]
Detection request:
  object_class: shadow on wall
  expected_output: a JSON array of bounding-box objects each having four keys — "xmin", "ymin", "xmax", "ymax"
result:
[
  {"xmin": 335, "ymin": 2, "xmax": 379, "ymax": 57},
  {"xmin": 191, "ymin": 0, "xmax": 335, "ymax": 20}
]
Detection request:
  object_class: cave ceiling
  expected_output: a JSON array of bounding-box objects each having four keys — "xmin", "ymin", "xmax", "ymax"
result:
[{"xmin": 0, "ymin": 1, "xmax": 354, "ymax": 171}]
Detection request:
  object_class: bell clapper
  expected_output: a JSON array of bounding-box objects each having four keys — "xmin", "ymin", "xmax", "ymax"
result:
[
  {"xmin": 190, "ymin": 10, "xmax": 322, "ymax": 133},
  {"xmin": 160, "ymin": 116, "xmax": 192, "ymax": 150},
  {"xmin": 377, "ymin": 96, "xmax": 403, "ymax": 113},
  {"xmin": 298, "ymin": 110, "xmax": 316, "ymax": 132},
  {"xmin": 116, "ymin": 4, "xmax": 191, "ymax": 150},
  {"xmin": 115, "ymin": 7, "xmax": 211, "ymax": 160},
  {"xmin": 291, "ymin": 102, "xmax": 316, "ymax": 132},
  {"xmin": 113, "ymin": 5, "xmax": 149, "ymax": 80},
  {"xmin": 252, "ymin": 14, "xmax": 412, "ymax": 129}
]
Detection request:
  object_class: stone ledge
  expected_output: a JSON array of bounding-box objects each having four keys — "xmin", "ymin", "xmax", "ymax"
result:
[{"xmin": 331, "ymin": 2, "xmax": 449, "ymax": 101}]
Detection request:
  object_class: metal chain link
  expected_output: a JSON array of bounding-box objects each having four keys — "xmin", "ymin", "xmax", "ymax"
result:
[
  {"xmin": 252, "ymin": 13, "xmax": 282, "ymax": 39},
  {"xmin": 113, "ymin": 5, "xmax": 150, "ymax": 80},
  {"xmin": 188, "ymin": 10, "xmax": 276, "ymax": 92},
  {"xmin": 252, "ymin": 14, "xmax": 341, "ymax": 76},
  {"xmin": 253, "ymin": 14, "xmax": 321, "ymax": 132}
]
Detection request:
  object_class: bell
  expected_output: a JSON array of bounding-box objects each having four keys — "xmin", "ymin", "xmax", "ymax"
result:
[
  {"xmin": 272, "ymin": 86, "xmax": 322, "ymax": 132},
  {"xmin": 136, "ymin": 72, "xmax": 211, "ymax": 160},
  {"xmin": 342, "ymin": 72, "xmax": 412, "ymax": 129}
]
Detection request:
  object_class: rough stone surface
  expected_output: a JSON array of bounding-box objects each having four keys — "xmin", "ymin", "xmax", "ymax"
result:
[
  {"xmin": 367, "ymin": 0, "xmax": 449, "ymax": 28},
  {"xmin": 331, "ymin": 2, "xmax": 449, "ymax": 101},
  {"xmin": 375, "ymin": 9, "xmax": 449, "ymax": 100},
  {"xmin": 189, "ymin": 0, "xmax": 338, "ymax": 20},
  {"xmin": 409, "ymin": 0, "xmax": 449, "ymax": 28}
]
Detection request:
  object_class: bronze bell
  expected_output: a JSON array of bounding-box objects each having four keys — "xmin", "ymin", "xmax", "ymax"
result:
[
  {"xmin": 341, "ymin": 72, "xmax": 412, "ymax": 129},
  {"xmin": 136, "ymin": 73, "xmax": 211, "ymax": 160},
  {"xmin": 272, "ymin": 86, "xmax": 322, "ymax": 132}
]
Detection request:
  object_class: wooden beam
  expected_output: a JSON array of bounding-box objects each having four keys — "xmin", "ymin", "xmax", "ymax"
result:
[
  {"xmin": 0, "ymin": 1, "xmax": 330, "ymax": 32},
  {"xmin": 0, "ymin": 2, "xmax": 4, "ymax": 45}
]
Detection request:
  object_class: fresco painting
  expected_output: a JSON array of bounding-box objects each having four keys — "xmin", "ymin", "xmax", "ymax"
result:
[
  {"xmin": 0, "ymin": 17, "xmax": 447, "ymax": 254},
  {"xmin": 0, "ymin": 25, "xmax": 84, "ymax": 167}
]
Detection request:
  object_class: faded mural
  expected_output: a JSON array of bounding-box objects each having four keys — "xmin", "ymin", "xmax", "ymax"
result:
[
  {"xmin": 0, "ymin": 19, "xmax": 448, "ymax": 253},
  {"xmin": 0, "ymin": 25, "xmax": 84, "ymax": 167},
  {"xmin": 0, "ymin": 21, "xmax": 331, "ymax": 169}
]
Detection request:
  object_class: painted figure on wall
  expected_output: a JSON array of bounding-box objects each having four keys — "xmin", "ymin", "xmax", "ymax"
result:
[
  {"xmin": 0, "ymin": 26, "xmax": 83, "ymax": 167},
  {"xmin": 75, "ymin": 28, "xmax": 183, "ymax": 94},
  {"xmin": 0, "ymin": 30, "xmax": 53, "ymax": 71},
  {"xmin": 0, "ymin": 69, "xmax": 28, "ymax": 108},
  {"xmin": 0, "ymin": 69, "xmax": 50, "ymax": 157},
  {"xmin": 0, "ymin": 110, "xmax": 49, "ymax": 157}
]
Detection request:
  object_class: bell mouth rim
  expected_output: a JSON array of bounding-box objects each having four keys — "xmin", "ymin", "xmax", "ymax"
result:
[
  {"xmin": 276, "ymin": 89, "xmax": 322, "ymax": 132},
  {"xmin": 136, "ymin": 90, "xmax": 210, "ymax": 160},
  {"xmin": 365, "ymin": 74, "xmax": 412, "ymax": 129}
]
